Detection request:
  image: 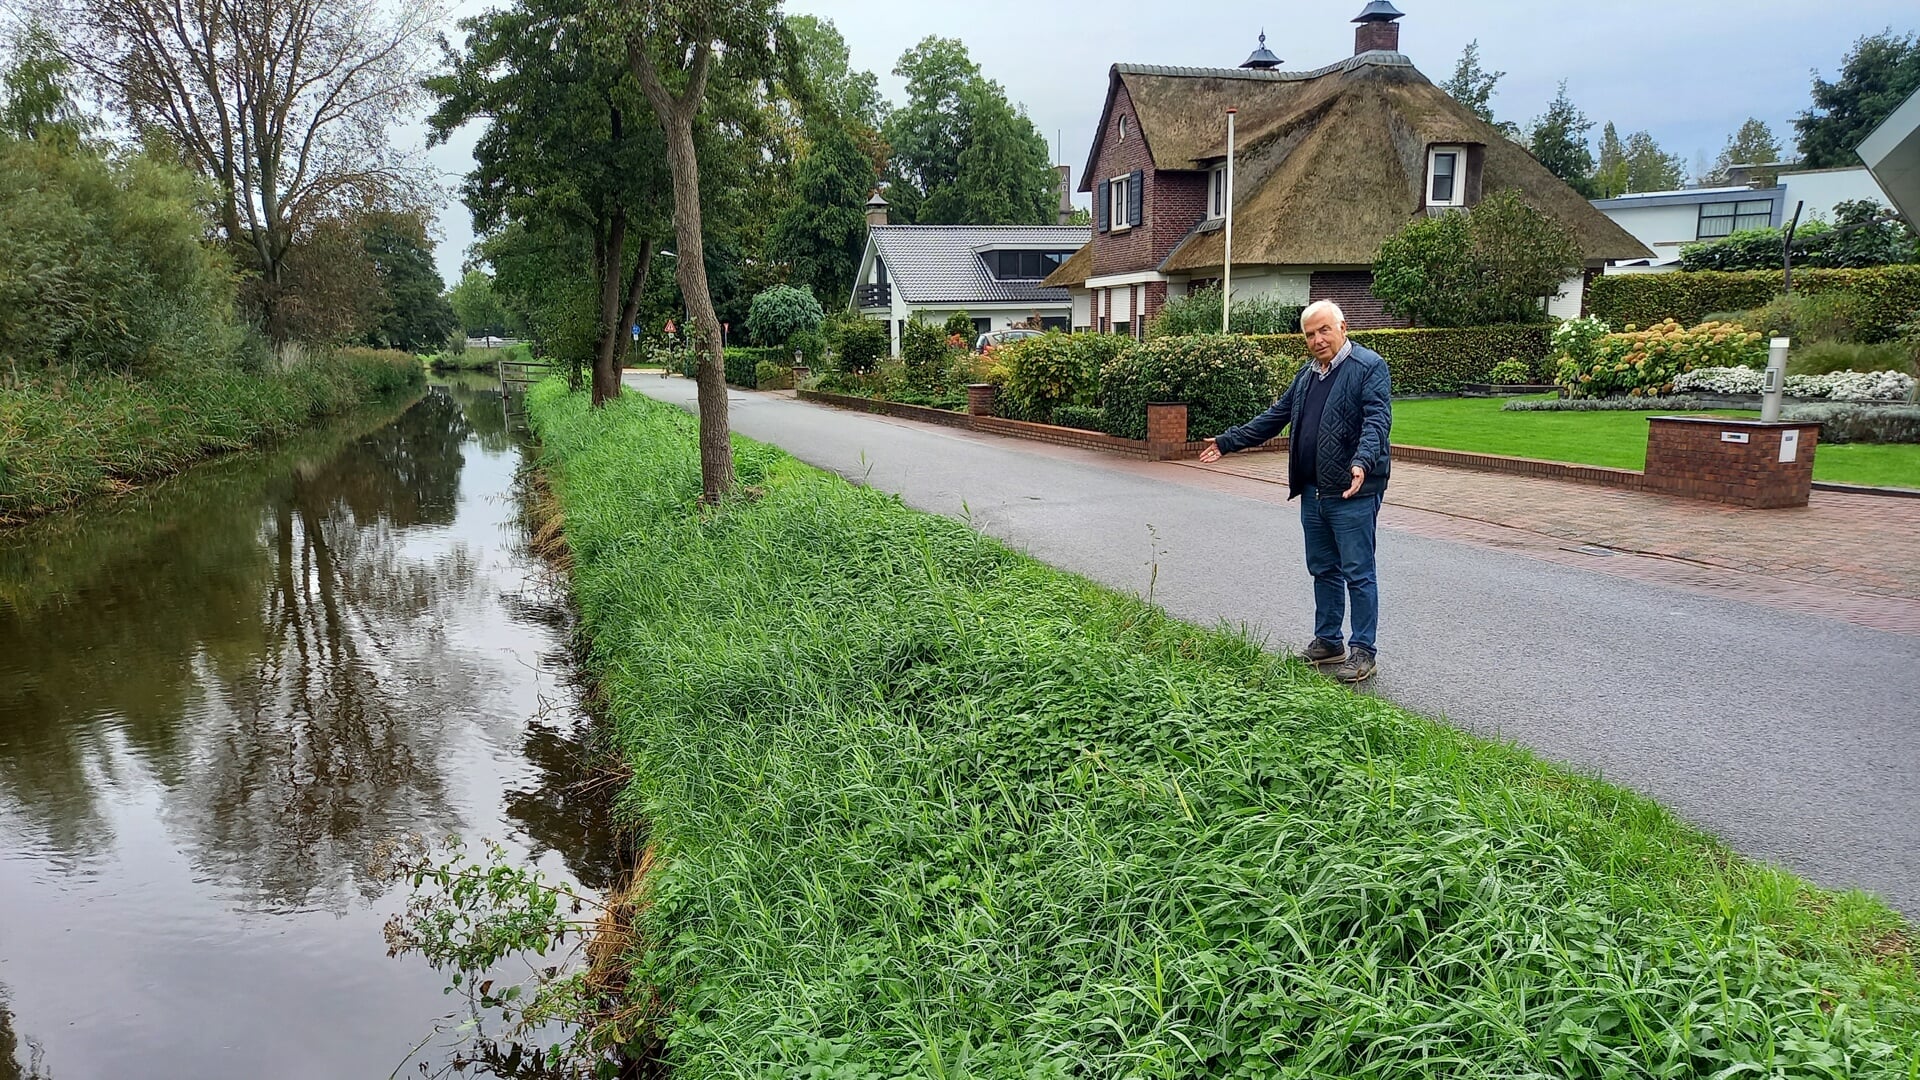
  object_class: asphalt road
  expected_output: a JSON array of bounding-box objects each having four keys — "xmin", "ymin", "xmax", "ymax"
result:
[{"xmin": 627, "ymin": 374, "xmax": 1920, "ymax": 916}]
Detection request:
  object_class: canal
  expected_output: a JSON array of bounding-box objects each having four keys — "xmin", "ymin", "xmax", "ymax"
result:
[{"xmin": 0, "ymin": 375, "xmax": 611, "ymax": 1078}]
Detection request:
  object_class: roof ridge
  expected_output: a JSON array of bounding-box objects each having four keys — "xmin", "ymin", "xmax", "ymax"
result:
[{"xmin": 1115, "ymin": 50, "xmax": 1413, "ymax": 83}]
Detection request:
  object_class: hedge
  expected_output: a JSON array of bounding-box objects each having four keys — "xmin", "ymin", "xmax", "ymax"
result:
[
  {"xmin": 723, "ymin": 346, "xmax": 786, "ymax": 389},
  {"xmin": 1587, "ymin": 266, "xmax": 1920, "ymax": 343},
  {"xmin": 1243, "ymin": 324, "xmax": 1554, "ymax": 394},
  {"xmin": 1782, "ymin": 403, "xmax": 1920, "ymax": 444},
  {"xmin": 1100, "ymin": 335, "xmax": 1286, "ymax": 441}
]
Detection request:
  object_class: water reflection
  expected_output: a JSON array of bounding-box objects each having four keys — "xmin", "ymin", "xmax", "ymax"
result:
[{"xmin": 0, "ymin": 379, "xmax": 607, "ymax": 1078}]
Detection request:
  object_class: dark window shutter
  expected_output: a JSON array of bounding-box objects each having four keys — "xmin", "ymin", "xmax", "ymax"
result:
[
  {"xmin": 1129, "ymin": 169, "xmax": 1144, "ymax": 227},
  {"xmin": 1096, "ymin": 179, "xmax": 1110, "ymax": 232}
]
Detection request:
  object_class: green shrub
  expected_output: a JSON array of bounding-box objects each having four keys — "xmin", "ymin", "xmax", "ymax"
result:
[
  {"xmin": 1679, "ymin": 199, "xmax": 1917, "ymax": 271},
  {"xmin": 1147, "ymin": 284, "xmax": 1302, "ymax": 338},
  {"xmin": 1371, "ymin": 189, "xmax": 1582, "ymax": 327},
  {"xmin": 1789, "ymin": 340, "xmax": 1917, "ymax": 377},
  {"xmin": 1557, "ymin": 320, "xmax": 1766, "ymax": 398},
  {"xmin": 830, "ymin": 317, "xmax": 887, "ymax": 374},
  {"xmin": 753, "ymin": 360, "xmax": 794, "ymax": 391},
  {"xmin": 1245, "ymin": 325, "xmax": 1553, "ymax": 395},
  {"xmin": 1588, "ymin": 265, "xmax": 1920, "ymax": 343},
  {"xmin": 1782, "ymin": 403, "xmax": 1920, "ymax": 444},
  {"xmin": 942, "ymin": 311, "xmax": 974, "ymax": 340},
  {"xmin": 1734, "ymin": 292, "xmax": 1868, "ymax": 347},
  {"xmin": 1101, "ymin": 335, "xmax": 1283, "ymax": 441},
  {"xmin": 743, "ymin": 284, "xmax": 823, "ymax": 347},
  {"xmin": 996, "ymin": 332, "xmax": 1098, "ymax": 423},
  {"xmin": 1485, "ymin": 358, "xmax": 1532, "ymax": 383},
  {"xmin": 723, "ymin": 346, "xmax": 785, "ymax": 388},
  {"xmin": 900, "ymin": 320, "xmax": 952, "ymax": 393},
  {"xmin": 1050, "ymin": 404, "xmax": 1107, "ymax": 432}
]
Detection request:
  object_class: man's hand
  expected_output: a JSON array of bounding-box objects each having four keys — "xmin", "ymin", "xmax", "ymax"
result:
[
  {"xmin": 1198, "ymin": 438, "xmax": 1221, "ymax": 464},
  {"xmin": 1342, "ymin": 465, "xmax": 1365, "ymax": 498}
]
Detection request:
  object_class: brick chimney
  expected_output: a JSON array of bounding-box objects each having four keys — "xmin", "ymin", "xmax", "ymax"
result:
[
  {"xmin": 1352, "ymin": 1, "xmax": 1404, "ymax": 55},
  {"xmin": 1055, "ymin": 165, "xmax": 1072, "ymax": 225},
  {"xmin": 865, "ymin": 191, "xmax": 889, "ymax": 229}
]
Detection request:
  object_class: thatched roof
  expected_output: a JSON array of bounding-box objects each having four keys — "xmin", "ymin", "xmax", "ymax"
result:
[
  {"xmin": 1041, "ymin": 241, "xmax": 1093, "ymax": 288},
  {"xmin": 1082, "ymin": 53, "xmax": 1650, "ymax": 270}
]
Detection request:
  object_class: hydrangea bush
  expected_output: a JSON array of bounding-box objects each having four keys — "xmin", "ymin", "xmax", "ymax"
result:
[{"xmin": 1557, "ymin": 319, "xmax": 1766, "ymax": 398}]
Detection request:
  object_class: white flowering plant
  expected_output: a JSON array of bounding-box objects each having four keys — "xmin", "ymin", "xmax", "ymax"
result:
[{"xmin": 1673, "ymin": 367, "xmax": 1917, "ymax": 402}]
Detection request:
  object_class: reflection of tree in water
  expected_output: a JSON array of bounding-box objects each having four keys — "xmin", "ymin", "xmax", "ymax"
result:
[
  {"xmin": 433, "ymin": 375, "xmax": 515, "ymax": 454},
  {"xmin": 0, "ymin": 391, "xmax": 499, "ymax": 909},
  {"xmin": 0, "ymin": 986, "xmax": 49, "ymax": 1080}
]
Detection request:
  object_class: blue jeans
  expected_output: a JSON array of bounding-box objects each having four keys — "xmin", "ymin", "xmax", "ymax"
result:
[{"xmin": 1300, "ymin": 486, "xmax": 1382, "ymax": 653}]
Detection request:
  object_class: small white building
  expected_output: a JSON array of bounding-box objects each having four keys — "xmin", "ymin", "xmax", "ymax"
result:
[
  {"xmin": 1592, "ymin": 166, "xmax": 1895, "ymax": 269},
  {"xmin": 850, "ymin": 209, "xmax": 1089, "ymax": 356}
]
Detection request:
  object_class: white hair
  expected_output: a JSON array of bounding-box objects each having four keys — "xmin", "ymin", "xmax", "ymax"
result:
[{"xmin": 1301, "ymin": 299, "xmax": 1347, "ymax": 327}]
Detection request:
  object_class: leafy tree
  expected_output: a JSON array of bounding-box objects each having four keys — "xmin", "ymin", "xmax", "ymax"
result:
[
  {"xmin": 1796, "ymin": 30, "xmax": 1920, "ymax": 168},
  {"xmin": 617, "ymin": 0, "xmax": 783, "ymax": 500},
  {"xmin": 1, "ymin": 23, "xmax": 89, "ymax": 145},
  {"xmin": 449, "ymin": 270, "xmax": 509, "ymax": 338},
  {"xmin": 767, "ymin": 121, "xmax": 875, "ymax": 306},
  {"xmin": 1528, "ymin": 81, "xmax": 1597, "ymax": 198},
  {"xmin": 1707, "ymin": 118, "xmax": 1784, "ymax": 186},
  {"xmin": 783, "ymin": 16, "xmax": 885, "ymax": 136},
  {"xmin": 1623, "ymin": 130, "xmax": 1686, "ymax": 194},
  {"xmin": 1440, "ymin": 40, "xmax": 1518, "ymax": 137},
  {"xmin": 1371, "ymin": 189, "xmax": 1583, "ymax": 327},
  {"xmin": 942, "ymin": 312, "xmax": 974, "ymax": 339},
  {"xmin": 59, "ymin": 0, "xmax": 439, "ymax": 341},
  {"xmin": 360, "ymin": 213, "xmax": 457, "ymax": 352},
  {"xmin": 429, "ymin": 0, "xmax": 671, "ymax": 405},
  {"xmin": 882, "ymin": 37, "xmax": 1055, "ymax": 226},
  {"xmin": 744, "ymin": 284, "xmax": 824, "ymax": 346},
  {"xmin": 1593, "ymin": 123, "xmax": 1629, "ymax": 198}
]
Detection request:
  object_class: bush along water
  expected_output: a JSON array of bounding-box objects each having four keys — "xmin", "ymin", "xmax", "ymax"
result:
[{"xmin": 529, "ymin": 381, "xmax": 1920, "ymax": 1079}]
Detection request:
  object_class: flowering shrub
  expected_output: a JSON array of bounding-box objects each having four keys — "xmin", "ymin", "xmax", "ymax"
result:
[
  {"xmin": 1672, "ymin": 367, "xmax": 1917, "ymax": 401},
  {"xmin": 1550, "ymin": 315, "xmax": 1611, "ymax": 372},
  {"xmin": 1558, "ymin": 319, "xmax": 1766, "ymax": 398},
  {"xmin": 1100, "ymin": 335, "xmax": 1285, "ymax": 441}
]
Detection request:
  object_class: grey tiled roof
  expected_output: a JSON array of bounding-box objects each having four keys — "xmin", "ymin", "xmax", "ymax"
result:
[{"xmin": 869, "ymin": 225, "xmax": 1092, "ymax": 306}]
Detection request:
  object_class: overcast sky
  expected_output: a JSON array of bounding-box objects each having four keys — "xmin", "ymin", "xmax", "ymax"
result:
[{"xmin": 417, "ymin": 0, "xmax": 1918, "ymax": 285}]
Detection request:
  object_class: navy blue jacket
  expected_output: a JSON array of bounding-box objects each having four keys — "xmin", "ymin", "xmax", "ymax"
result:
[{"xmin": 1213, "ymin": 343, "xmax": 1393, "ymax": 498}]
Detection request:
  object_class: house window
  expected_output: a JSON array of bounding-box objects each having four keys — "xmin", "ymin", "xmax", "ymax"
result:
[
  {"xmin": 1210, "ymin": 167, "xmax": 1227, "ymax": 218},
  {"xmin": 1427, "ymin": 146, "xmax": 1463, "ymax": 207},
  {"xmin": 1697, "ymin": 199, "xmax": 1774, "ymax": 239},
  {"xmin": 1118, "ymin": 115, "xmax": 1128, "ymax": 141},
  {"xmin": 1109, "ymin": 175, "xmax": 1132, "ymax": 229},
  {"xmin": 984, "ymin": 250, "xmax": 1075, "ymax": 279}
]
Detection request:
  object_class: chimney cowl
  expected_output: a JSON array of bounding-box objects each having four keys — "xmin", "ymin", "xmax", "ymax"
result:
[
  {"xmin": 1351, "ymin": 1, "xmax": 1404, "ymax": 54},
  {"xmin": 1240, "ymin": 30, "xmax": 1282, "ymax": 70}
]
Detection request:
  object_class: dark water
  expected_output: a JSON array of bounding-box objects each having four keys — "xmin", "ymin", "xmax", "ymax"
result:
[{"xmin": 0, "ymin": 375, "xmax": 612, "ymax": 1079}]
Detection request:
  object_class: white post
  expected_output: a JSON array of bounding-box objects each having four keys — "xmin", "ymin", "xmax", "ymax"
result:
[
  {"xmin": 1762, "ymin": 337, "xmax": 1789, "ymax": 423},
  {"xmin": 1222, "ymin": 108, "xmax": 1237, "ymax": 335}
]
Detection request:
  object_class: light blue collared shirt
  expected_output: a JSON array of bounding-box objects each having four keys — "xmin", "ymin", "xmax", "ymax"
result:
[{"xmin": 1313, "ymin": 339, "xmax": 1353, "ymax": 380}]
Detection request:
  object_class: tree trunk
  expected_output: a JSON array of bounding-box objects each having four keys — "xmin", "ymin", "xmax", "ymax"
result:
[{"xmin": 659, "ymin": 104, "xmax": 732, "ymax": 501}]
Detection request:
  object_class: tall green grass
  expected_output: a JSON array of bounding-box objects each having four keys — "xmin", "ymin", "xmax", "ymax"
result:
[
  {"xmin": 0, "ymin": 349, "xmax": 422, "ymax": 522},
  {"xmin": 530, "ymin": 381, "xmax": 1920, "ymax": 1078}
]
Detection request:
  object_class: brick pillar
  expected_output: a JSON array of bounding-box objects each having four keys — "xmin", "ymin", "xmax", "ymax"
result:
[
  {"xmin": 966, "ymin": 383, "xmax": 997, "ymax": 417},
  {"xmin": 1642, "ymin": 417, "xmax": 1821, "ymax": 508},
  {"xmin": 1145, "ymin": 402, "xmax": 1189, "ymax": 461},
  {"xmin": 792, "ymin": 365, "xmax": 810, "ymax": 384}
]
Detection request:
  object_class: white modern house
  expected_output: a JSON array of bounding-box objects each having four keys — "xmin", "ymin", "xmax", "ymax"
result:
[
  {"xmin": 850, "ymin": 197, "xmax": 1089, "ymax": 356},
  {"xmin": 1859, "ymin": 85, "xmax": 1920, "ymax": 227},
  {"xmin": 1592, "ymin": 166, "xmax": 1895, "ymax": 270}
]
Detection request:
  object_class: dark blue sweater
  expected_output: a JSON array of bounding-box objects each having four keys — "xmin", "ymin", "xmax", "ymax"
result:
[{"xmin": 1213, "ymin": 343, "xmax": 1393, "ymax": 499}]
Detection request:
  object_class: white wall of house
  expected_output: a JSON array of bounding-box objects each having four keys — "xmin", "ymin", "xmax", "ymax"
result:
[
  {"xmin": 1781, "ymin": 167, "xmax": 1893, "ymax": 222},
  {"xmin": 1545, "ymin": 274, "xmax": 1586, "ymax": 320},
  {"xmin": 1227, "ymin": 270, "xmax": 1312, "ymax": 306},
  {"xmin": 1601, "ymin": 202, "xmax": 1708, "ymax": 266}
]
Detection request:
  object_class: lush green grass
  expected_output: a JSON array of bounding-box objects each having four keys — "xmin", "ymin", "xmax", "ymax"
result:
[
  {"xmin": 0, "ymin": 349, "xmax": 423, "ymax": 523},
  {"xmin": 530, "ymin": 382, "xmax": 1920, "ymax": 1079},
  {"xmin": 1393, "ymin": 397, "xmax": 1920, "ymax": 488},
  {"xmin": 427, "ymin": 343, "xmax": 531, "ymax": 371}
]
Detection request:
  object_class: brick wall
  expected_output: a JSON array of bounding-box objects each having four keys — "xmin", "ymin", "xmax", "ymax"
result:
[
  {"xmin": 1642, "ymin": 418, "xmax": 1820, "ymax": 508},
  {"xmin": 1309, "ymin": 270, "xmax": 1409, "ymax": 330},
  {"xmin": 1090, "ymin": 81, "xmax": 1210, "ymax": 287}
]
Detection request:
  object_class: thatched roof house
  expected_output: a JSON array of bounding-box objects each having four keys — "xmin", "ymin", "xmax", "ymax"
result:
[{"xmin": 1044, "ymin": 4, "xmax": 1651, "ymax": 333}]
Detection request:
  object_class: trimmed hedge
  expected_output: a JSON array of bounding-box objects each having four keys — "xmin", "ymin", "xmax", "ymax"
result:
[
  {"xmin": 723, "ymin": 346, "xmax": 786, "ymax": 389},
  {"xmin": 1588, "ymin": 266, "xmax": 1920, "ymax": 343},
  {"xmin": 1244, "ymin": 325, "xmax": 1554, "ymax": 394}
]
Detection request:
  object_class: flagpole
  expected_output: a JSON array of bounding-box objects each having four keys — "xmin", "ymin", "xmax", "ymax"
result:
[{"xmin": 1222, "ymin": 108, "xmax": 1236, "ymax": 335}]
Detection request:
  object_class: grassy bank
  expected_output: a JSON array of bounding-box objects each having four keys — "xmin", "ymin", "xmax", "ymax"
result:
[
  {"xmin": 428, "ymin": 344, "xmax": 530, "ymax": 371},
  {"xmin": 530, "ymin": 382, "xmax": 1919, "ymax": 1078},
  {"xmin": 0, "ymin": 349, "xmax": 422, "ymax": 524},
  {"xmin": 1393, "ymin": 397, "xmax": 1920, "ymax": 489}
]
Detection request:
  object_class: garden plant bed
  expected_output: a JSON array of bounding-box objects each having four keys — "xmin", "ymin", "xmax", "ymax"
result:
[
  {"xmin": 1458, "ymin": 381, "xmax": 1561, "ymax": 397},
  {"xmin": 799, "ymin": 387, "xmax": 1208, "ymax": 459},
  {"xmin": 528, "ymin": 383, "xmax": 1920, "ymax": 1077}
]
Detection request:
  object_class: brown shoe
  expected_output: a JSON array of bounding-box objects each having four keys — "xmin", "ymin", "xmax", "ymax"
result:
[
  {"xmin": 1300, "ymin": 637, "xmax": 1346, "ymax": 666},
  {"xmin": 1330, "ymin": 646, "xmax": 1376, "ymax": 684}
]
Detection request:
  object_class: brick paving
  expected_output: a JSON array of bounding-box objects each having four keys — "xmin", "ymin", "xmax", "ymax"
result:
[{"xmin": 1186, "ymin": 448, "xmax": 1920, "ymax": 635}]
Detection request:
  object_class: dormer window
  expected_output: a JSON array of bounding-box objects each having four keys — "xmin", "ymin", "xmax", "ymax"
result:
[
  {"xmin": 1209, "ymin": 166, "xmax": 1227, "ymax": 218},
  {"xmin": 983, "ymin": 250, "xmax": 1074, "ymax": 279},
  {"xmin": 1428, "ymin": 146, "xmax": 1464, "ymax": 207}
]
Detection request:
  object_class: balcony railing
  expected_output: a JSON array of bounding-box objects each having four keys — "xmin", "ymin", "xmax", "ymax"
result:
[{"xmin": 856, "ymin": 282, "xmax": 890, "ymax": 308}]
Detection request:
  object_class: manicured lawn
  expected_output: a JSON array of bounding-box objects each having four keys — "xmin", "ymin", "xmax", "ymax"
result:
[
  {"xmin": 529, "ymin": 383, "xmax": 1920, "ymax": 1078},
  {"xmin": 1393, "ymin": 396, "xmax": 1920, "ymax": 489}
]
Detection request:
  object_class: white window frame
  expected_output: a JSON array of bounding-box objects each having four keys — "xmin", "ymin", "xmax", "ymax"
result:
[
  {"xmin": 1427, "ymin": 145, "xmax": 1465, "ymax": 208},
  {"xmin": 1209, "ymin": 166, "xmax": 1226, "ymax": 219},
  {"xmin": 1109, "ymin": 174, "xmax": 1132, "ymax": 231}
]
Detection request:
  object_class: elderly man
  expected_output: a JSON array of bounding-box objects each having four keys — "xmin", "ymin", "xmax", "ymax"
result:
[{"xmin": 1198, "ymin": 300, "xmax": 1392, "ymax": 683}]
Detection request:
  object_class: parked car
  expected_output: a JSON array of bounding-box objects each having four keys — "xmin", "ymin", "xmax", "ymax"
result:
[{"xmin": 974, "ymin": 328, "xmax": 1043, "ymax": 353}]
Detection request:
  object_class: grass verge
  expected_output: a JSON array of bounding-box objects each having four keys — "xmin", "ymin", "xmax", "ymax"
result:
[
  {"xmin": 1393, "ymin": 397, "xmax": 1920, "ymax": 489},
  {"xmin": 0, "ymin": 349, "xmax": 423, "ymax": 524},
  {"xmin": 530, "ymin": 381, "xmax": 1920, "ymax": 1078}
]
